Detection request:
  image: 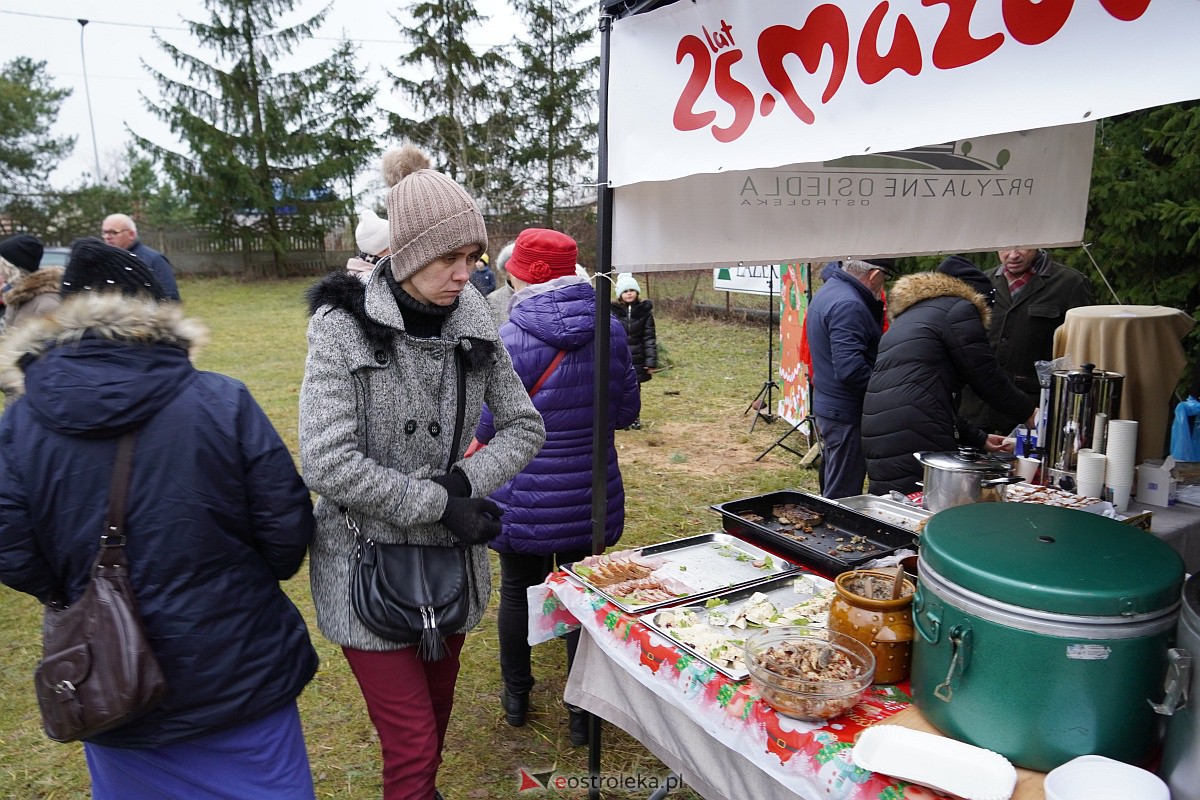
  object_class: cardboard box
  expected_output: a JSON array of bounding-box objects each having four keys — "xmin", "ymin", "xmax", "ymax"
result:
[{"xmin": 1136, "ymin": 457, "xmax": 1176, "ymax": 507}]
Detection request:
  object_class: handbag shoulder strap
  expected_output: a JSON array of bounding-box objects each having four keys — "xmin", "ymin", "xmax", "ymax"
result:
[
  {"xmin": 529, "ymin": 350, "xmax": 567, "ymax": 398},
  {"xmin": 103, "ymin": 432, "xmax": 137, "ymax": 545}
]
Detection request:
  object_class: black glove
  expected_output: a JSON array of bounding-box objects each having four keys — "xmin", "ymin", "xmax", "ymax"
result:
[
  {"xmin": 440, "ymin": 496, "xmax": 502, "ymax": 545},
  {"xmin": 432, "ymin": 467, "xmax": 471, "ymax": 498}
]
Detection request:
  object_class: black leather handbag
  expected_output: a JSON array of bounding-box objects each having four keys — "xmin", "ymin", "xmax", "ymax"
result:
[
  {"xmin": 347, "ymin": 513, "xmax": 469, "ymax": 661},
  {"xmin": 34, "ymin": 433, "xmax": 168, "ymax": 742}
]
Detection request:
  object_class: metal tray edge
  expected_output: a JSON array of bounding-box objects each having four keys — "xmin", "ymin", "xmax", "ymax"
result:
[
  {"xmin": 642, "ymin": 571, "xmax": 836, "ymax": 680},
  {"xmin": 563, "ymin": 534, "xmax": 801, "ymax": 614}
]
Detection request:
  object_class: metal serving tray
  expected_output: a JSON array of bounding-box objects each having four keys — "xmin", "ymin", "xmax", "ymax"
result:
[
  {"xmin": 563, "ymin": 532, "xmax": 799, "ymax": 614},
  {"xmin": 837, "ymin": 494, "xmax": 932, "ymax": 533},
  {"xmin": 643, "ymin": 571, "xmax": 836, "ymax": 680},
  {"xmin": 711, "ymin": 490, "xmax": 918, "ymax": 576}
]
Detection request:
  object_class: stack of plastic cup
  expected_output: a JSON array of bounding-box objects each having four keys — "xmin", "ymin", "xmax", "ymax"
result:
[
  {"xmin": 1104, "ymin": 419, "xmax": 1139, "ymax": 511},
  {"xmin": 1075, "ymin": 449, "xmax": 1107, "ymax": 500}
]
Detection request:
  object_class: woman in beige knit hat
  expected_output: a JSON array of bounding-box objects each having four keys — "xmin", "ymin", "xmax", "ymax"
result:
[{"xmin": 299, "ymin": 145, "xmax": 546, "ymax": 800}]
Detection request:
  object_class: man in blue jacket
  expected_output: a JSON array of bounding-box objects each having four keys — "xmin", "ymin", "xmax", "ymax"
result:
[
  {"xmin": 102, "ymin": 213, "xmax": 182, "ymax": 301},
  {"xmin": 804, "ymin": 258, "xmax": 890, "ymax": 498}
]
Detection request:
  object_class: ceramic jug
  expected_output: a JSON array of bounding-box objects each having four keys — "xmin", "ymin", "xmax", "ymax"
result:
[{"xmin": 829, "ymin": 569, "xmax": 915, "ymax": 684}]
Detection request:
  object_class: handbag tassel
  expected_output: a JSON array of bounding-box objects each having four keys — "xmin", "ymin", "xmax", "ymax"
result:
[{"xmin": 418, "ymin": 606, "xmax": 449, "ymax": 661}]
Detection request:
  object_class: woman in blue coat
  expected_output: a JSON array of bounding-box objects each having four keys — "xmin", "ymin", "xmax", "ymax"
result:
[
  {"xmin": 474, "ymin": 228, "xmax": 640, "ymax": 745},
  {"xmin": 0, "ymin": 239, "xmax": 318, "ymax": 798}
]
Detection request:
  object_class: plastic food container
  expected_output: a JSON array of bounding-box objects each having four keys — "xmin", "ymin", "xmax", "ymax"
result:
[
  {"xmin": 852, "ymin": 726, "xmax": 1017, "ymax": 800},
  {"xmin": 1044, "ymin": 755, "xmax": 1168, "ymax": 800},
  {"xmin": 744, "ymin": 628, "xmax": 874, "ymax": 721}
]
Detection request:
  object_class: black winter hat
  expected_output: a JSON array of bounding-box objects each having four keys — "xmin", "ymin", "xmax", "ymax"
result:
[
  {"xmin": 937, "ymin": 255, "xmax": 995, "ymax": 305},
  {"xmin": 61, "ymin": 238, "xmax": 169, "ymax": 300},
  {"xmin": 0, "ymin": 234, "xmax": 44, "ymax": 272}
]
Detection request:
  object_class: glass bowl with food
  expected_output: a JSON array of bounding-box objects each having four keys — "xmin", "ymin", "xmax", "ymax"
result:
[{"xmin": 744, "ymin": 627, "xmax": 875, "ymax": 721}]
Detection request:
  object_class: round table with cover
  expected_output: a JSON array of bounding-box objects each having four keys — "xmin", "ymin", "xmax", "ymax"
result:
[{"xmin": 1053, "ymin": 305, "xmax": 1196, "ymax": 464}]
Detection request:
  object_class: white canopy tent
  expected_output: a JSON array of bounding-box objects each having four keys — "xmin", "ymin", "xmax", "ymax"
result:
[
  {"xmin": 588, "ymin": 0, "xmax": 1200, "ymax": 552},
  {"xmin": 580, "ymin": 1, "xmax": 1200, "ymax": 782}
]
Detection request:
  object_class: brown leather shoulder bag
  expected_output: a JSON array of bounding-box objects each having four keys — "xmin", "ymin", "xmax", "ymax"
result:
[{"xmin": 34, "ymin": 432, "xmax": 168, "ymax": 742}]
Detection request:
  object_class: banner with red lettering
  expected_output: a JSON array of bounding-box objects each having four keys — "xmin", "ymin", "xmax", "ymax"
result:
[
  {"xmin": 608, "ymin": 0, "xmax": 1199, "ymax": 187},
  {"xmin": 612, "ymin": 123, "xmax": 1093, "ymax": 268}
]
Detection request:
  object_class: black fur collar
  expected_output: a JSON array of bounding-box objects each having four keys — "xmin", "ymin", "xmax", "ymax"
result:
[
  {"xmin": 306, "ymin": 272, "xmax": 396, "ymax": 352},
  {"xmin": 305, "ymin": 272, "xmax": 496, "ymax": 369}
]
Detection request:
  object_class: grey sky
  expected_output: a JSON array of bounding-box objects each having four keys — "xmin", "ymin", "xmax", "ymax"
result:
[{"xmin": 1, "ymin": 0, "xmax": 553, "ymax": 190}]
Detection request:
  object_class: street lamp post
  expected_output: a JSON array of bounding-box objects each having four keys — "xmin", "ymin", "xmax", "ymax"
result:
[{"xmin": 78, "ymin": 18, "xmax": 102, "ymax": 182}]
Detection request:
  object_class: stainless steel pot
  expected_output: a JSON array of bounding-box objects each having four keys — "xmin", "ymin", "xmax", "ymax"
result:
[{"xmin": 913, "ymin": 448, "xmax": 1022, "ymax": 512}]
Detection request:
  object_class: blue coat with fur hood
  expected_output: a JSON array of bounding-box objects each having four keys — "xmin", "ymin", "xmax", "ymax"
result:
[
  {"xmin": 0, "ymin": 292, "xmax": 317, "ymax": 748},
  {"xmin": 476, "ymin": 276, "xmax": 641, "ymax": 555}
]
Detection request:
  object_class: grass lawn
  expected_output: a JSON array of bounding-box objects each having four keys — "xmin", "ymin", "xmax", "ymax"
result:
[{"xmin": 0, "ymin": 275, "xmax": 820, "ymax": 799}]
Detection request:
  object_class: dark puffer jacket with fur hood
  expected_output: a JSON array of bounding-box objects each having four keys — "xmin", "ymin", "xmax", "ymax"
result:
[
  {"xmin": 861, "ymin": 271, "xmax": 1033, "ymax": 495},
  {"xmin": 0, "ymin": 292, "xmax": 318, "ymax": 747}
]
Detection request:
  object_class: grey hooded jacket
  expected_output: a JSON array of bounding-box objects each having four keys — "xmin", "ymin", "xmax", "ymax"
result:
[{"xmin": 299, "ymin": 272, "xmax": 545, "ymax": 650}]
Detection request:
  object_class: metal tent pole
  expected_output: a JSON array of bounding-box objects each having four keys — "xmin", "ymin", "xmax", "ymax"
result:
[{"xmin": 586, "ymin": 8, "xmax": 616, "ymax": 798}]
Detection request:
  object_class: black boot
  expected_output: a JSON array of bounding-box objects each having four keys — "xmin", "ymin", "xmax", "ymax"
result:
[
  {"xmin": 566, "ymin": 704, "xmax": 589, "ymax": 747},
  {"xmin": 501, "ymin": 688, "xmax": 529, "ymax": 727}
]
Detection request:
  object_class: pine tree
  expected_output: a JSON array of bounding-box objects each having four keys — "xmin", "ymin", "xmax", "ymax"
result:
[
  {"xmin": 1060, "ymin": 103, "xmax": 1200, "ymax": 388},
  {"xmin": 509, "ymin": 0, "xmax": 598, "ymax": 228},
  {"xmin": 388, "ymin": 0, "xmax": 505, "ymax": 197},
  {"xmin": 0, "ymin": 57, "xmax": 74, "ymax": 197},
  {"xmin": 138, "ymin": 0, "xmax": 362, "ymax": 276},
  {"xmin": 309, "ymin": 38, "xmax": 382, "ymax": 239}
]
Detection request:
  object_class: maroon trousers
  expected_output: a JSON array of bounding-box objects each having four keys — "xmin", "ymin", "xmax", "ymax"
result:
[{"xmin": 343, "ymin": 636, "xmax": 465, "ymax": 800}]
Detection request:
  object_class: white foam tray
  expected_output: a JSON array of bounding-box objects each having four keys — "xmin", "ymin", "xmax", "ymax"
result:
[{"xmin": 852, "ymin": 726, "xmax": 1017, "ymax": 800}]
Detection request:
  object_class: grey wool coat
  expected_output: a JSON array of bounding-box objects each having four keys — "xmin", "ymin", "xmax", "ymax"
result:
[{"xmin": 299, "ymin": 270, "xmax": 546, "ymax": 650}]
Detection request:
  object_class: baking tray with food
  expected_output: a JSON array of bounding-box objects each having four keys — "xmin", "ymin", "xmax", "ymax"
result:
[
  {"xmin": 563, "ymin": 533, "xmax": 799, "ymax": 613},
  {"xmin": 643, "ymin": 572, "xmax": 837, "ymax": 680},
  {"xmin": 836, "ymin": 494, "xmax": 932, "ymax": 534},
  {"xmin": 710, "ymin": 490, "xmax": 917, "ymax": 576}
]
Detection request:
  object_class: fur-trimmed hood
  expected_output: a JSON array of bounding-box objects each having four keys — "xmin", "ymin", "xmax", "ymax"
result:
[
  {"xmin": 0, "ymin": 293, "xmax": 207, "ymax": 431},
  {"xmin": 887, "ymin": 271, "xmax": 992, "ymax": 327},
  {"xmin": 2, "ymin": 266, "xmax": 63, "ymax": 306}
]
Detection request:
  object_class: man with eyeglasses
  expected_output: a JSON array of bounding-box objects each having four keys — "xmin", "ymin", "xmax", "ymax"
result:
[
  {"xmin": 803, "ymin": 257, "xmax": 891, "ymax": 499},
  {"xmin": 101, "ymin": 214, "xmax": 181, "ymax": 301},
  {"xmin": 960, "ymin": 247, "xmax": 1092, "ymax": 434}
]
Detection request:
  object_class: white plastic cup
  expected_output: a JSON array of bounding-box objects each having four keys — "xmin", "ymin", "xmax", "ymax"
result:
[
  {"xmin": 1108, "ymin": 484, "xmax": 1133, "ymax": 512},
  {"xmin": 1103, "ymin": 420, "xmax": 1139, "ymax": 453},
  {"xmin": 1044, "ymin": 755, "xmax": 1168, "ymax": 800},
  {"xmin": 1075, "ymin": 450, "xmax": 1106, "ymax": 498},
  {"xmin": 1014, "ymin": 456, "xmax": 1040, "ymax": 481}
]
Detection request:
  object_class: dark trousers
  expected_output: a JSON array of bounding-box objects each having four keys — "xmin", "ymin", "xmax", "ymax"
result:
[
  {"xmin": 497, "ymin": 549, "xmax": 589, "ymax": 694},
  {"xmin": 815, "ymin": 415, "xmax": 867, "ymax": 499},
  {"xmin": 343, "ymin": 636, "xmax": 464, "ymax": 800}
]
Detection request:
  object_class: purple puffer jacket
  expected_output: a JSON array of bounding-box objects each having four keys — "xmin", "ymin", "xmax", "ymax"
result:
[{"xmin": 476, "ymin": 277, "xmax": 641, "ymax": 555}]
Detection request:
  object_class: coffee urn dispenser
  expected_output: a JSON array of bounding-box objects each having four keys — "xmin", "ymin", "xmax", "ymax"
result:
[{"xmin": 1042, "ymin": 364, "xmax": 1123, "ymax": 488}]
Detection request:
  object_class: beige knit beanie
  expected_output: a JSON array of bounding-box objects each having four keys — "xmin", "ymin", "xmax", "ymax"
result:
[{"xmin": 382, "ymin": 145, "xmax": 488, "ymax": 283}]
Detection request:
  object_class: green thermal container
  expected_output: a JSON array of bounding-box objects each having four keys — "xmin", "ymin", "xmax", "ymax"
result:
[{"xmin": 911, "ymin": 503, "xmax": 1184, "ymax": 772}]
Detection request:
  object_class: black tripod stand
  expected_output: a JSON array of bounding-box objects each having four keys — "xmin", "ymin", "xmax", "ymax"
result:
[
  {"xmin": 756, "ymin": 382, "xmax": 820, "ymax": 463},
  {"xmin": 744, "ymin": 267, "xmax": 780, "ymax": 433}
]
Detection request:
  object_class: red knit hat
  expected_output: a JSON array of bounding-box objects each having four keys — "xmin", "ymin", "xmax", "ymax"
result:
[{"xmin": 505, "ymin": 228, "xmax": 578, "ymax": 285}]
